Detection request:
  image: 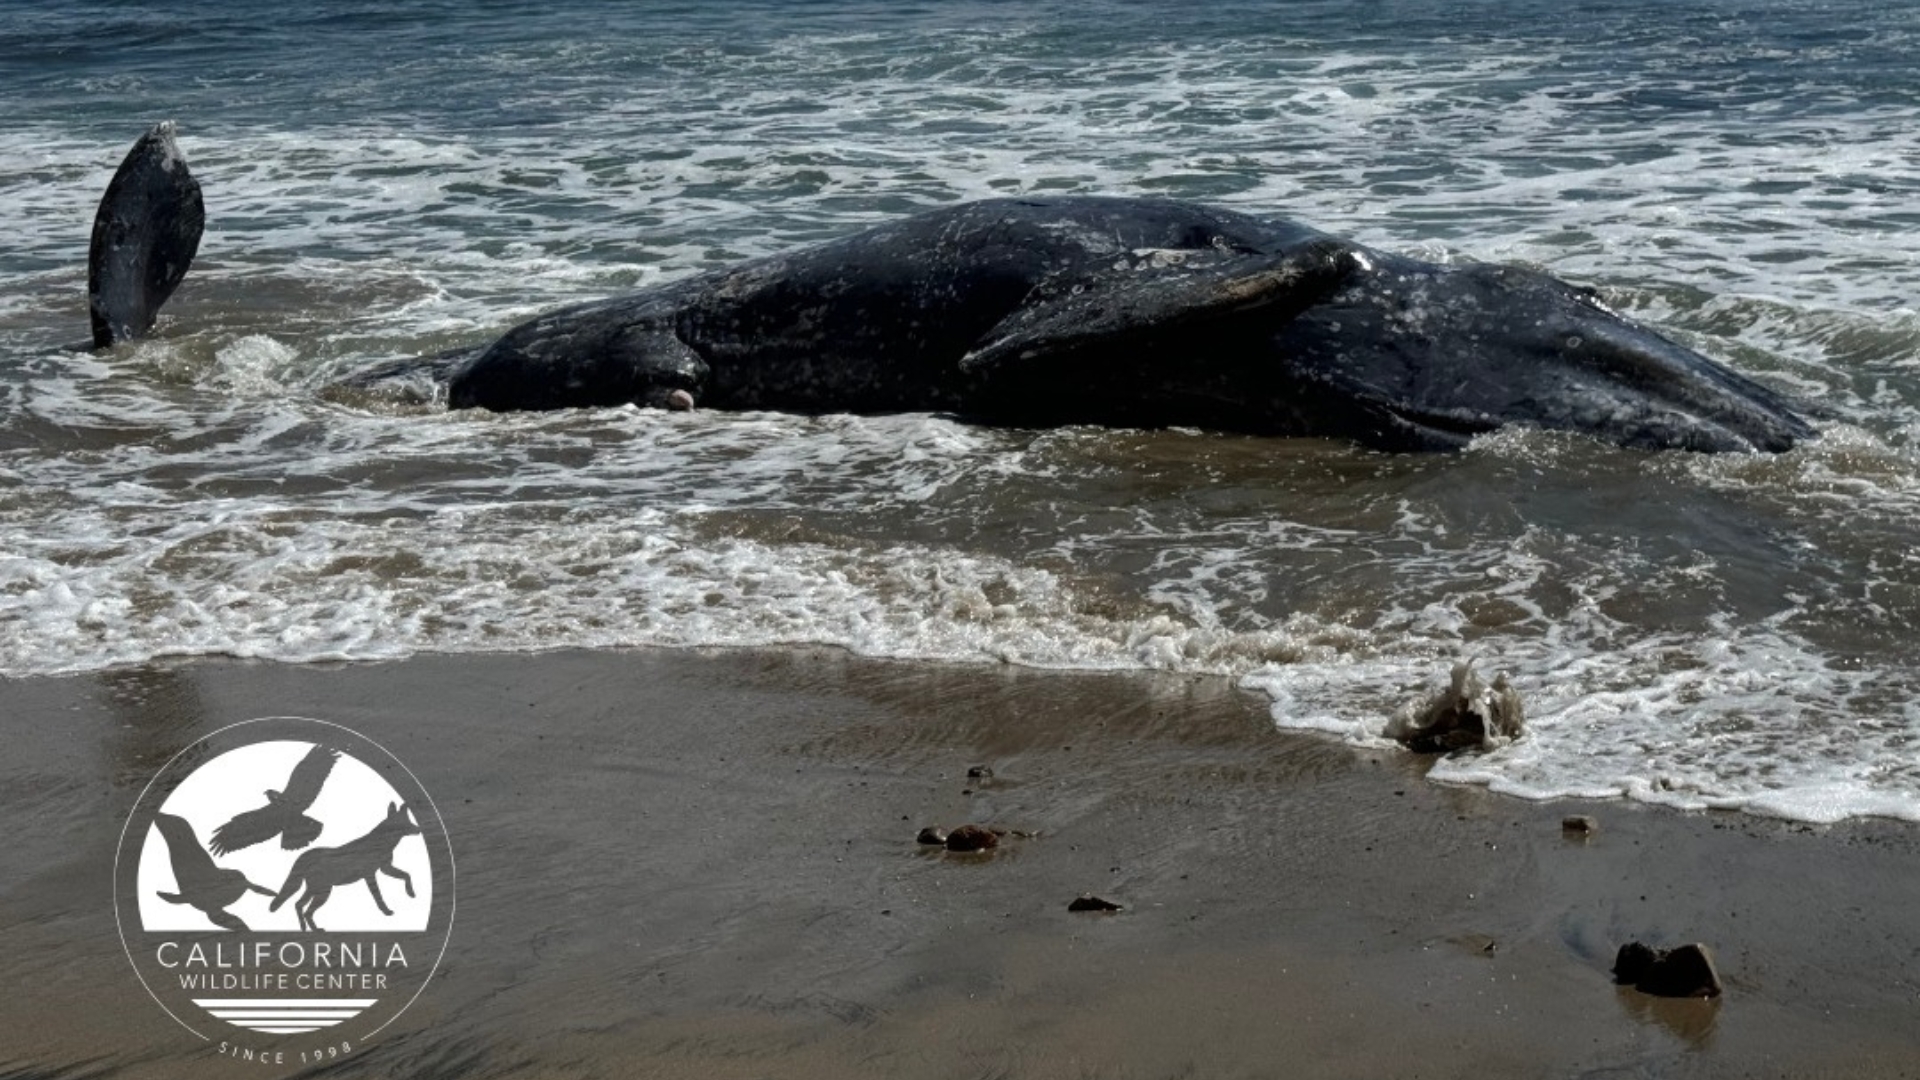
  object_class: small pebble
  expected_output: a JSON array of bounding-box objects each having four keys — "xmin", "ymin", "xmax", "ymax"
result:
[
  {"xmin": 1068, "ymin": 895, "xmax": 1123, "ymax": 913},
  {"xmin": 1613, "ymin": 941, "xmax": 1723, "ymax": 998},
  {"xmin": 916, "ymin": 826, "xmax": 948, "ymax": 846},
  {"xmin": 945, "ymin": 824, "xmax": 999, "ymax": 852},
  {"xmin": 1562, "ymin": 815, "xmax": 1599, "ymax": 836}
]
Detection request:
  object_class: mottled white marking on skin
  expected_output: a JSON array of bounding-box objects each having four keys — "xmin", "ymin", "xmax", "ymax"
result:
[
  {"xmin": 1128, "ymin": 248, "xmax": 1190, "ymax": 268},
  {"xmin": 153, "ymin": 120, "xmax": 184, "ymax": 172}
]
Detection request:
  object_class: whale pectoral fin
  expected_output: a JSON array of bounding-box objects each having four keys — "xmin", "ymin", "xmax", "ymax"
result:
[
  {"xmin": 959, "ymin": 239, "xmax": 1357, "ymax": 379},
  {"xmin": 89, "ymin": 121, "xmax": 205, "ymax": 348}
]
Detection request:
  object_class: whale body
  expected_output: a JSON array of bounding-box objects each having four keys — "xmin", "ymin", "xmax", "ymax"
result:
[
  {"xmin": 419, "ymin": 197, "xmax": 1811, "ymax": 453},
  {"xmin": 85, "ymin": 124, "xmax": 1812, "ymax": 453}
]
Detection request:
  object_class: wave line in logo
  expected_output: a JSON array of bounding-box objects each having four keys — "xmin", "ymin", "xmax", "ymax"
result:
[{"xmin": 193, "ymin": 998, "xmax": 375, "ymax": 1034}]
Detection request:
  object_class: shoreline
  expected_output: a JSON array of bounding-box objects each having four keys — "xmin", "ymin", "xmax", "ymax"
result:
[{"xmin": 4, "ymin": 645, "xmax": 1917, "ymax": 1077}]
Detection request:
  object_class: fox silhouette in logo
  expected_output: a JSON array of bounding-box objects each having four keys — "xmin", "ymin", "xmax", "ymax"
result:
[
  {"xmin": 270, "ymin": 802, "xmax": 421, "ymax": 932},
  {"xmin": 208, "ymin": 744, "xmax": 339, "ymax": 856},
  {"xmin": 150, "ymin": 814, "xmax": 276, "ymax": 932}
]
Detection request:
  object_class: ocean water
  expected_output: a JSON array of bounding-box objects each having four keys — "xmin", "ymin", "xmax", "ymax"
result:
[{"xmin": 3, "ymin": 0, "xmax": 1919, "ymax": 824}]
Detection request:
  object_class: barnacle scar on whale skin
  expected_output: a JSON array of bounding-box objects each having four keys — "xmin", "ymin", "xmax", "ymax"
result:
[{"xmin": 85, "ymin": 123, "xmax": 1813, "ymax": 454}]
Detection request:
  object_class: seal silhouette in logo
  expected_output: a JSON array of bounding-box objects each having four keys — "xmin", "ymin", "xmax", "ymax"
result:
[
  {"xmin": 115, "ymin": 717, "xmax": 454, "ymax": 1059},
  {"xmin": 149, "ymin": 814, "xmax": 277, "ymax": 932}
]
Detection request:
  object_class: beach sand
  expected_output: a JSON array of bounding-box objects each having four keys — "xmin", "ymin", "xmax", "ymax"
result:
[{"xmin": 3, "ymin": 647, "xmax": 1917, "ymax": 1078}]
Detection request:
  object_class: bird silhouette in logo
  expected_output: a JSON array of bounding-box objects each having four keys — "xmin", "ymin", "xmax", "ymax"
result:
[
  {"xmin": 208, "ymin": 744, "xmax": 339, "ymax": 856},
  {"xmin": 151, "ymin": 813, "xmax": 276, "ymax": 931}
]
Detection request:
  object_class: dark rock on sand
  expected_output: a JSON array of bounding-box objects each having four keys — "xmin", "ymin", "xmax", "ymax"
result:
[
  {"xmin": 1068, "ymin": 895, "xmax": 1124, "ymax": 913},
  {"xmin": 1613, "ymin": 942, "xmax": 1724, "ymax": 998},
  {"xmin": 1386, "ymin": 658, "xmax": 1525, "ymax": 753},
  {"xmin": 1562, "ymin": 815, "xmax": 1599, "ymax": 837},
  {"xmin": 916, "ymin": 826, "xmax": 949, "ymax": 846},
  {"xmin": 945, "ymin": 824, "xmax": 1000, "ymax": 852}
]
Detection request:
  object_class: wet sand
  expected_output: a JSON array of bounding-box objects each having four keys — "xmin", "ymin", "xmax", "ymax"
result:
[{"xmin": 3, "ymin": 647, "xmax": 1917, "ymax": 1078}]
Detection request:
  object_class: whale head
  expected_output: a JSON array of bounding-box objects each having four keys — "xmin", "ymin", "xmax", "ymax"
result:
[{"xmin": 1275, "ymin": 256, "xmax": 1815, "ymax": 453}]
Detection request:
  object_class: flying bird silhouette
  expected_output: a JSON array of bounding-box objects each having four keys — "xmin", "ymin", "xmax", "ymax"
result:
[
  {"xmin": 151, "ymin": 813, "xmax": 275, "ymax": 931},
  {"xmin": 208, "ymin": 744, "xmax": 339, "ymax": 856}
]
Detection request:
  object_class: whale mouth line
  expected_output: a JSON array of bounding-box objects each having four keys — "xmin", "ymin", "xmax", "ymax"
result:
[
  {"xmin": 1379, "ymin": 401, "xmax": 1501, "ymax": 447},
  {"xmin": 1299, "ymin": 370, "xmax": 1502, "ymax": 450},
  {"xmin": 1375, "ymin": 396, "xmax": 1789, "ymax": 455}
]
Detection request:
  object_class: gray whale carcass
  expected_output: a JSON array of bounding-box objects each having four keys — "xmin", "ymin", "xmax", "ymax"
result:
[
  {"xmin": 81, "ymin": 124, "xmax": 1810, "ymax": 453},
  {"xmin": 406, "ymin": 197, "xmax": 1812, "ymax": 453}
]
